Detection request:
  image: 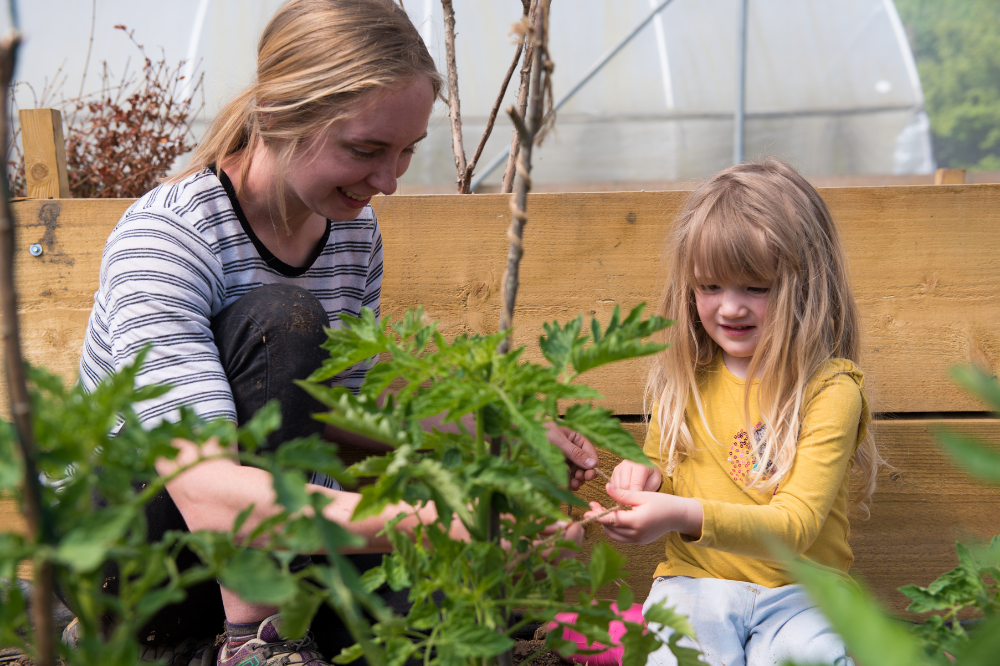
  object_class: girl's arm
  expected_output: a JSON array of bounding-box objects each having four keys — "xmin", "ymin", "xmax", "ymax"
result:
[{"xmin": 586, "ymin": 484, "xmax": 703, "ymax": 544}]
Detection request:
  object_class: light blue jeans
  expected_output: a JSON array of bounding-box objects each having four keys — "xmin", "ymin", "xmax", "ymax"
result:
[{"xmin": 642, "ymin": 576, "xmax": 853, "ymax": 666}]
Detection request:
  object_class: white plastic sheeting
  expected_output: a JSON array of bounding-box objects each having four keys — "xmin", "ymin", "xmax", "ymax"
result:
[{"xmin": 9, "ymin": 0, "xmax": 932, "ymax": 188}]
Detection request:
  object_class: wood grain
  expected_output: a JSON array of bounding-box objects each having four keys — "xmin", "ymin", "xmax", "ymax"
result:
[
  {"xmin": 8, "ymin": 186, "xmax": 1000, "ymax": 414},
  {"xmin": 19, "ymin": 109, "xmax": 70, "ymax": 199},
  {"xmin": 572, "ymin": 420, "xmax": 1000, "ymax": 618}
]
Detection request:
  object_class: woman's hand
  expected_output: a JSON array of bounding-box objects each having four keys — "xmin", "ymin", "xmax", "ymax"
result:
[
  {"xmin": 584, "ymin": 484, "xmax": 703, "ymax": 545},
  {"xmin": 610, "ymin": 459, "xmax": 662, "ymax": 493},
  {"xmin": 545, "ymin": 424, "xmax": 599, "ymax": 490}
]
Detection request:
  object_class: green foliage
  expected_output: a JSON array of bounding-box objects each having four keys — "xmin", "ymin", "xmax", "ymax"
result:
[
  {"xmin": 895, "ymin": 0, "xmax": 1000, "ymax": 170},
  {"xmin": 301, "ymin": 304, "xmax": 690, "ymax": 666},
  {"xmin": 791, "ymin": 364, "xmax": 1000, "ymax": 666},
  {"xmin": 0, "ymin": 351, "xmax": 380, "ymax": 666}
]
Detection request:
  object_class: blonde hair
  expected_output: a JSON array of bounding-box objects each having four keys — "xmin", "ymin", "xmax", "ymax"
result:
[
  {"xmin": 172, "ymin": 0, "xmax": 442, "ymax": 229},
  {"xmin": 647, "ymin": 158, "xmax": 883, "ymax": 509}
]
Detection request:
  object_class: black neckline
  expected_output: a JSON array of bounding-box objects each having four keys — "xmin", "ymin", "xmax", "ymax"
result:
[{"xmin": 213, "ymin": 165, "xmax": 332, "ymax": 278}]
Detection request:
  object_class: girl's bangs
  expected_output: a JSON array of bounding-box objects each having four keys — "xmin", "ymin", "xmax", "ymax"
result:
[{"xmin": 686, "ymin": 208, "xmax": 776, "ymax": 285}]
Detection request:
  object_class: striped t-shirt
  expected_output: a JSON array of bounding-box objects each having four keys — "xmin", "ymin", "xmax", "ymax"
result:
[{"xmin": 79, "ymin": 167, "xmax": 383, "ymax": 429}]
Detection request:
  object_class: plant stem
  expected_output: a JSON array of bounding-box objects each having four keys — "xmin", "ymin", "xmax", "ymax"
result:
[
  {"xmin": 440, "ymin": 0, "xmax": 467, "ymax": 193},
  {"xmin": 0, "ymin": 32, "xmax": 56, "ymax": 666}
]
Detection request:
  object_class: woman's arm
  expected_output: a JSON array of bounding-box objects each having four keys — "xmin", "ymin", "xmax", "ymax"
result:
[{"xmin": 157, "ymin": 436, "xmax": 464, "ymax": 553}]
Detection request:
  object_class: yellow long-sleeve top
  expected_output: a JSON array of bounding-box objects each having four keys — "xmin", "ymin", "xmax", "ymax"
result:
[{"xmin": 645, "ymin": 354, "xmax": 871, "ymax": 588}]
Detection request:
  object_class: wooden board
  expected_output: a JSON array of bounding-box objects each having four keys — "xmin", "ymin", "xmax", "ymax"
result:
[
  {"xmin": 8, "ymin": 185, "xmax": 1000, "ymax": 414},
  {"xmin": 573, "ymin": 419, "xmax": 1000, "ymax": 618}
]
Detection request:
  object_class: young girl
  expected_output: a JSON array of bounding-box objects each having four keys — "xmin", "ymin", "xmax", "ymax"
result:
[
  {"xmin": 586, "ymin": 159, "xmax": 879, "ymax": 666},
  {"xmin": 75, "ymin": 0, "xmax": 594, "ymax": 663}
]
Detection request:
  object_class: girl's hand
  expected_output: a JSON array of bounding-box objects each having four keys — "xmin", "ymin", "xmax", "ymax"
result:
[
  {"xmin": 584, "ymin": 484, "xmax": 703, "ymax": 545},
  {"xmin": 610, "ymin": 459, "xmax": 662, "ymax": 493}
]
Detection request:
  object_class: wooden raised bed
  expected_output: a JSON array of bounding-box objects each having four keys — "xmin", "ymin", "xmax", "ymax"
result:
[{"xmin": 4, "ymin": 183, "xmax": 1000, "ymax": 618}]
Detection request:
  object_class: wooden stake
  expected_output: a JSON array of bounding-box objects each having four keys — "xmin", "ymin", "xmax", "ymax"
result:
[
  {"xmin": 2, "ymin": 39, "xmax": 57, "ymax": 666},
  {"xmin": 934, "ymin": 168, "xmax": 966, "ymax": 185},
  {"xmin": 19, "ymin": 109, "xmax": 70, "ymax": 199}
]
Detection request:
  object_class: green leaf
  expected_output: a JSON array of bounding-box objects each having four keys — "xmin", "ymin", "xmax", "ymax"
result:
[
  {"xmin": 539, "ymin": 316, "xmax": 585, "ymax": 375},
  {"xmin": 307, "ymin": 388, "xmax": 408, "ymax": 448},
  {"xmin": 589, "ymin": 541, "xmax": 627, "ymax": 594},
  {"xmin": 414, "ymin": 458, "xmax": 472, "ymax": 526},
  {"xmin": 952, "ymin": 365, "xmax": 1000, "ymax": 414},
  {"xmin": 570, "ymin": 305, "xmax": 671, "ymax": 375},
  {"xmin": 55, "ymin": 507, "xmax": 133, "ymax": 573},
  {"xmin": 331, "ymin": 643, "xmax": 365, "ymax": 664},
  {"xmin": 617, "ymin": 584, "xmax": 635, "ymax": 614},
  {"xmin": 955, "ymin": 614, "xmax": 1000, "ymax": 665},
  {"xmin": 619, "ymin": 622, "xmax": 664, "ymax": 666},
  {"xmin": 936, "ymin": 428, "xmax": 1000, "ymax": 485},
  {"xmin": 219, "ymin": 549, "xmax": 297, "ymax": 605},
  {"xmin": 270, "ymin": 468, "xmax": 311, "ymax": 514},
  {"xmin": 279, "ymin": 587, "xmax": 324, "ymax": 640},
  {"xmin": 562, "ymin": 404, "xmax": 651, "ymax": 465},
  {"xmin": 308, "ymin": 309, "xmax": 388, "ymax": 383},
  {"xmin": 237, "ymin": 400, "xmax": 282, "ymax": 452},
  {"xmin": 789, "ymin": 560, "xmax": 932, "ymax": 666},
  {"xmin": 438, "ymin": 619, "xmax": 515, "ymax": 658},
  {"xmin": 643, "ymin": 601, "xmax": 696, "ymax": 640}
]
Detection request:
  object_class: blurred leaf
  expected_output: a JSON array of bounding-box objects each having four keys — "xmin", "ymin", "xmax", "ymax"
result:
[
  {"xmin": 936, "ymin": 429, "xmax": 1000, "ymax": 485},
  {"xmin": 955, "ymin": 615, "xmax": 1000, "ymax": 665},
  {"xmin": 643, "ymin": 601, "xmax": 696, "ymax": 640},
  {"xmin": 55, "ymin": 507, "xmax": 133, "ymax": 573},
  {"xmin": 280, "ymin": 586, "xmax": 324, "ymax": 640},
  {"xmin": 219, "ymin": 549, "xmax": 297, "ymax": 605},
  {"xmin": 790, "ymin": 560, "xmax": 931, "ymax": 666}
]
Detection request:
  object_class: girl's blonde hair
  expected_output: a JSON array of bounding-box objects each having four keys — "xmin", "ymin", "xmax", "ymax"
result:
[
  {"xmin": 647, "ymin": 158, "xmax": 883, "ymax": 509},
  {"xmin": 172, "ymin": 0, "xmax": 442, "ymax": 229}
]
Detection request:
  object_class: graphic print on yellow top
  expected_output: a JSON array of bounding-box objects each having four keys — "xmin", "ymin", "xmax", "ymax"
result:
[
  {"xmin": 728, "ymin": 422, "xmax": 777, "ymax": 493},
  {"xmin": 644, "ymin": 353, "xmax": 870, "ymax": 588}
]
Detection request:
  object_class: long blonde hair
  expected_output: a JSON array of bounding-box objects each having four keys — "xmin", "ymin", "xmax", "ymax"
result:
[
  {"xmin": 647, "ymin": 158, "xmax": 882, "ymax": 509},
  {"xmin": 172, "ymin": 0, "xmax": 442, "ymax": 229}
]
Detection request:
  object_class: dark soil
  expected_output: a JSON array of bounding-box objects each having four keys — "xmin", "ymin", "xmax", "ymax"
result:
[{"xmin": 513, "ymin": 639, "xmax": 571, "ymax": 666}]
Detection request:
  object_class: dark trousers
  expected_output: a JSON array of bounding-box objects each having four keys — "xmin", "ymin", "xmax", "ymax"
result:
[{"xmin": 98, "ymin": 284, "xmax": 398, "ymax": 655}]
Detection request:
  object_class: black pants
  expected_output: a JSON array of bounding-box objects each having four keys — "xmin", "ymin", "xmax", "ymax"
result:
[{"xmin": 98, "ymin": 284, "xmax": 404, "ymax": 655}]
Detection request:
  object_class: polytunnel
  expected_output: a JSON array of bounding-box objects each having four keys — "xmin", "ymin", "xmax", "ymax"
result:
[{"xmin": 11, "ymin": 0, "xmax": 933, "ymax": 189}]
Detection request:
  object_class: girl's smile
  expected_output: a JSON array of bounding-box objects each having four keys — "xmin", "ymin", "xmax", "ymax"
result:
[{"xmin": 694, "ymin": 275, "xmax": 771, "ymax": 378}]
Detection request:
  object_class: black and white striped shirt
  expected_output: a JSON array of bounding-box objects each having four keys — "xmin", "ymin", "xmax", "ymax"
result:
[{"xmin": 79, "ymin": 167, "xmax": 383, "ymax": 430}]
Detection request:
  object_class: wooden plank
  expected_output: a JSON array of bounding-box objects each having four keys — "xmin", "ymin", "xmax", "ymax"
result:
[
  {"xmin": 8, "ymin": 185, "xmax": 1000, "ymax": 414},
  {"xmin": 572, "ymin": 419, "xmax": 1000, "ymax": 618},
  {"xmin": 935, "ymin": 168, "xmax": 966, "ymax": 185},
  {"xmin": 19, "ymin": 109, "xmax": 70, "ymax": 199}
]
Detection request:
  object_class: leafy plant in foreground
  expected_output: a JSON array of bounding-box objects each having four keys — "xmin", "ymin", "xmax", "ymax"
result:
[
  {"xmin": 788, "ymin": 365, "xmax": 1000, "ymax": 666},
  {"xmin": 0, "ymin": 349, "xmax": 384, "ymax": 666},
  {"xmin": 300, "ymin": 304, "xmax": 702, "ymax": 666}
]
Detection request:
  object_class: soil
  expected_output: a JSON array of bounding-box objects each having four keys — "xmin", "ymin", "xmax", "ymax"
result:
[{"xmin": 513, "ymin": 639, "xmax": 571, "ymax": 666}]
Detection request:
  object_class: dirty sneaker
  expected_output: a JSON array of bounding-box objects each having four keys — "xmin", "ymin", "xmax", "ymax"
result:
[{"xmin": 216, "ymin": 615, "xmax": 328, "ymax": 666}]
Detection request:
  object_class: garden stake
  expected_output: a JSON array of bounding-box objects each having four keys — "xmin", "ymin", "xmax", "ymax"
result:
[
  {"xmin": 0, "ymin": 30, "xmax": 57, "ymax": 666},
  {"xmin": 503, "ymin": 0, "xmax": 539, "ymax": 194},
  {"xmin": 442, "ymin": 0, "xmax": 535, "ymax": 193}
]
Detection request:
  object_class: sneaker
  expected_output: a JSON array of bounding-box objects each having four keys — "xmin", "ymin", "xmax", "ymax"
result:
[{"xmin": 216, "ymin": 615, "xmax": 328, "ymax": 666}]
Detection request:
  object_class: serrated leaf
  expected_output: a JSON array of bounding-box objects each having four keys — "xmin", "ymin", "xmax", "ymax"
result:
[
  {"xmin": 331, "ymin": 643, "xmax": 365, "ymax": 664},
  {"xmin": 539, "ymin": 316, "xmax": 585, "ymax": 375},
  {"xmin": 438, "ymin": 619, "xmax": 515, "ymax": 658},
  {"xmin": 562, "ymin": 404, "xmax": 651, "ymax": 465},
  {"xmin": 589, "ymin": 541, "xmax": 627, "ymax": 594},
  {"xmin": 643, "ymin": 601, "xmax": 696, "ymax": 639},
  {"xmin": 570, "ymin": 305, "xmax": 672, "ymax": 375},
  {"xmin": 237, "ymin": 400, "xmax": 282, "ymax": 452},
  {"xmin": 414, "ymin": 458, "xmax": 471, "ymax": 525}
]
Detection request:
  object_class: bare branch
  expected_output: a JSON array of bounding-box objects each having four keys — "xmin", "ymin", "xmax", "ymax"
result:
[
  {"xmin": 498, "ymin": 0, "xmax": 551, "ymax": 353},
  {"xmin": 0, "ymin": 31, "xmax": 56, "ymax": 666},
  {"xmin": 501, "ymin": 0, "xmax": 538, "ymax": 194},
  {"xmin": 462, "ymin": 30, "xmax": 525, "ymax": 193},
  {"xmin": 440, "ymin": 0, "xmax": 467, "ymax": 193}
]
